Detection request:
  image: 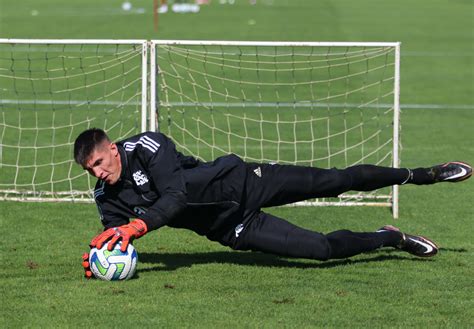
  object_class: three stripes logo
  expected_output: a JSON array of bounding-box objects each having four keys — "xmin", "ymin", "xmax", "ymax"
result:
[
  {"xmin": 124, "ymin": 135, "xmax": 160, "ymax": 153},
  {"xmin": 94, "ymin": 181, "xmax": 105, "ymax": 199},
  {"xmin": 253, "ymin": 166, "xmax": 262, "ymax": 178}
]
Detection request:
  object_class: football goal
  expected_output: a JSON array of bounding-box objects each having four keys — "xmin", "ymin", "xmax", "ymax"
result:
[
  {"xmin": 151, "ymin": 40, "xmax": 401, "ymax": 217},
  {"xmin": 0, "ymin": 39, "xmax": 400, "ymax": 217}
]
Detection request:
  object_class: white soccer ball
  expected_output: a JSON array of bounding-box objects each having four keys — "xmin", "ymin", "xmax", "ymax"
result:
[
  {"xmin": 121, "ymin": 2, "xmax": 132, "ymax": 11},
  {"xmin": 89, "ymin": 242, "xmax": 138, "ymax": 281}
]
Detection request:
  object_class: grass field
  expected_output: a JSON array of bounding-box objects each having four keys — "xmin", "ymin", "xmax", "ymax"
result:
[{"xmin": 1, "ymin": 0, "xmax": 473, "ymax": 327}]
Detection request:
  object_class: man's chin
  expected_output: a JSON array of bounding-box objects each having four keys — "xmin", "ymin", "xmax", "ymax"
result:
[{"xmin": 104, "ymin": 176, "xmax": 119, "ymax": 185}]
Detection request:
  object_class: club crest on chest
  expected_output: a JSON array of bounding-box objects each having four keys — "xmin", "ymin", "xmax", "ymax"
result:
[{"xmin": 133, "ymin": 170, "xmax": 149, "ymax": 186}]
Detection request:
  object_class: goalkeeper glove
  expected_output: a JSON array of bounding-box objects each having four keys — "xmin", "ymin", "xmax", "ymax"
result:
[
  {"xmin": 81, "ymin": 252, "xmax": 93, "ymax": 279},
  {"xmin": 90, "ymin": 219, "xmax": 148, "ymax": 252}
]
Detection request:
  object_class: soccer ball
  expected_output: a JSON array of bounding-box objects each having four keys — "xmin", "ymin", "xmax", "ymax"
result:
[
  {"xmin": 121, "ymin": 2, "xmax": 132, "ymax": 11},
  {"xmin": 89, "ymin": 242, "xmax": 138, "ymax": 281}
]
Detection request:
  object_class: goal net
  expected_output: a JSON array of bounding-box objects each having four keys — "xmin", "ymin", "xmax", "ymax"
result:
[
  {"xmin": 151, "ymin": 41, "xmax": 401, "ymax": 216},
  {"xmin": 0, "ymin": 39, "xmax": 148, "ymax": 202}
]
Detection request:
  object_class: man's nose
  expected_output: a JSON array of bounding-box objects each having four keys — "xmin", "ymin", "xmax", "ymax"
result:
[{"xmin": 92, "ymin": 167, "xmax": 104, "ymax": 179}]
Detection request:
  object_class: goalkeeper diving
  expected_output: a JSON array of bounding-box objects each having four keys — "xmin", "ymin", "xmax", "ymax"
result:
[{"xmin": 74, "ymin": 129, "xmax": 472, "ymax": 278}]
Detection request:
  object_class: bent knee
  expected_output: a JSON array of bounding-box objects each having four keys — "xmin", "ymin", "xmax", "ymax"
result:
[{"xmin": 285, "ymin": 227, "xmax": 332, "ymax": 261}]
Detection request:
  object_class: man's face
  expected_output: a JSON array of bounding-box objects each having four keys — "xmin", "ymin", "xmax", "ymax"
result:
[{"xmin": 84, "ymin": 141, "xmax": 122, "ymax": 185}]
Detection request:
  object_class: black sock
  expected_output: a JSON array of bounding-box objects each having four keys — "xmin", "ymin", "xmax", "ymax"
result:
[
  {"xmin": 326, "ymin": 230, "xmax": 402, "ymax": 259},
  {"xmin": 408, "ymin": 167, "xmax": 435, "ymax": 185}
]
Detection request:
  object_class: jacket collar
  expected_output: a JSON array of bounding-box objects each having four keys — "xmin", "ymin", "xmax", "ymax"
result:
[{"xmin": 117, "ymin": 144, "xmax": 129, "ymax": 181}]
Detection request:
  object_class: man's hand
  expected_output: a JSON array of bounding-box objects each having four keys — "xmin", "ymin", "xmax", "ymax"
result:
[
  {"xmin": 89, "ymin": 219, "xmax": 148, "ymax": 252},
  {"xmin": 82, "ymin": 252, "xmax": 93, "ymax": 279}
]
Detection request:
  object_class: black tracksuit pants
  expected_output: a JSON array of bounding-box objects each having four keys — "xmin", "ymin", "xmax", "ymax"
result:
[{"xmin": 225, "ymin": 163, "xmax": 416, "ymax": 260}]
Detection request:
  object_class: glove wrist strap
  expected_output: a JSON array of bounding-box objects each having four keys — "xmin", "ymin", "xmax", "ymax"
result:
[{"xmin": 130, "ymin": 219, "xmax": 148, "ymax": 238}]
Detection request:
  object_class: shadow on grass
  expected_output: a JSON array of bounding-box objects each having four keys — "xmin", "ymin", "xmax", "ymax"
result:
[
  {"xmin": 138, "ymin": 249, "xmax": 434, "ymax": 273},
  {"xmin": 438, "ymin": 247, "xmax": 468, "ymax": 253}
]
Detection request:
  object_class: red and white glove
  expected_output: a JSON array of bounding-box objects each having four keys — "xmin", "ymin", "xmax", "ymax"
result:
[
  {"xmin": 90, "ymin": 219, "xmax": 148, "ymax": 252},
  {"xmin": 81, "ymin": 252, "xmax": 93, "ymax": 279}
]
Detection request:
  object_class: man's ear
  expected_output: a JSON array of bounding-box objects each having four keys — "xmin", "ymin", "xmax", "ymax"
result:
[{"xmin": 110, "ymin": 143, "xmax": 118, "ymax": 155}]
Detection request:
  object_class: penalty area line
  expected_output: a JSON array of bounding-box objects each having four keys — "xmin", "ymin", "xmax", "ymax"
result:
[{"xmin": 1, "ymin": 99, "xmax": 473, "ymax": 111}]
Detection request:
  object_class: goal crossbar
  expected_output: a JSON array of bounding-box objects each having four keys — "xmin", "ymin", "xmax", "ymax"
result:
[{"xmin": 152, "ymin": 40, "xmax": 400, "ymax": 47}]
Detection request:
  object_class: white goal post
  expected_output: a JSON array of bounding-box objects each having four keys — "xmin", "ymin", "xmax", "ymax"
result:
[{"xmin": 0, "ymin": 39, "xmax": 400, "ymax": 217}]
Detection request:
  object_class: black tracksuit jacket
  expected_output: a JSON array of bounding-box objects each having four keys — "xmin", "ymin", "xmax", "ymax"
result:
[{"xmin": 94, "ymin": 132, "xmax": 248, "ymax": 241}]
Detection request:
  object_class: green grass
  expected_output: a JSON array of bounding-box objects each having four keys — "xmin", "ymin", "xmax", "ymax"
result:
[{"xmin": 1, "ymin": 0, "xmax": 473, "ymax": 327}]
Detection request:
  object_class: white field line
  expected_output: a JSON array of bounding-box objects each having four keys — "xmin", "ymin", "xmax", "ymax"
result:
[
  {"xmin": 0, "ymin": 9, "xmax": 147, "ymax": 18},
  {"xmin": 1, "ymin": 43, "xmax": 472, "ymax": 57},
  {"xmin": 0, "ymin": 99, "xmax": 473, "ymax": 110},
  {"xmin": 402, "ymin": 51, "xmax": 474, "ymax": 57}
]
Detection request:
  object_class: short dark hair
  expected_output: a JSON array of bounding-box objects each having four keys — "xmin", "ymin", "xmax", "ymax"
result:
[{"xmin": 74, "ymin": 128, "xmax": 111, "ymax": 166}]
